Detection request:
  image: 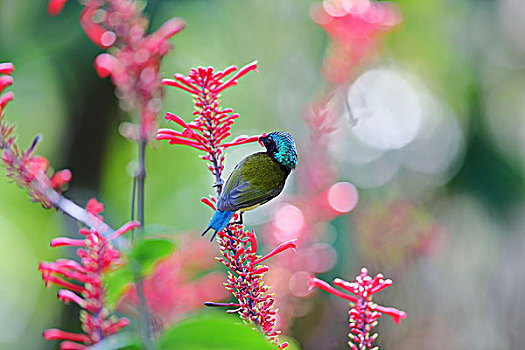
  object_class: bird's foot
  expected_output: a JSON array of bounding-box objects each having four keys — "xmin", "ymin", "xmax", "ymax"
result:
[
  {"xmin": 212, "ymin": 179, "xmax": 224, "ymax": 188},
  {"xmin": 231, "ymin": 212, "xmax": 244, "ymax": 226}
]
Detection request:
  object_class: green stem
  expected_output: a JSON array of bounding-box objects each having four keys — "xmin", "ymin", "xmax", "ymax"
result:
[{"xmin": 134, "ymin": 140, "xmax": 154, "ymax": 350}]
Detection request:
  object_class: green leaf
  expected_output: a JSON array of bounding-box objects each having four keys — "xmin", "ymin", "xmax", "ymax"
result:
[
  {"xmin": 130, "ymin": 238, "xmax": 176, "ymax": 276},
  {"xmin": 159, "ymin": 314, "xmax": 276, "ymax": 350},
  {"xmin": 88, "ymin": 332, "xmax": 142, "ymax": 350},
  {"xmin": 104, "ymin": 267, "xmax": 134, "ymax": 309},
  {"xmin": 104, "ymin": 238, "xmax": 175, "ymax": 308}
]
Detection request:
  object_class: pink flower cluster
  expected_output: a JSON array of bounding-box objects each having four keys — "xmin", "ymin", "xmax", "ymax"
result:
[
  {"xmin": 48, "ymin": 0, "xmax": 185, "ymax": 141},
  {"xmin": 202, "ymin": 198, "xmax": 295, "ymax": 348},
  {"xmin": 39, "ymin": 199, "xmax": 140, "ymax": 349},
  {"xmin": 308, "ymin": 268, "xmax": 406, "ymax": 350},
  {"xmin": 0, "ymin": 63, "xmax": 71, "ymax": 208},
  {"xmin": 157, "ymin": 62, "xmax": 260, "ymax": 192},
  {"xmin": 262, "ymin": 0, "xmax": 401, "ymax": 331},
  {"xmin": 311, "ymin": 0, "xmax": 402, "ymax": 84}
]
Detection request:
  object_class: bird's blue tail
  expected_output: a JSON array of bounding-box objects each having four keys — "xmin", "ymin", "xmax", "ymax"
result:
[{"xmin": 202, "ymin": 210, "xmax": 235, "ymax": 241}]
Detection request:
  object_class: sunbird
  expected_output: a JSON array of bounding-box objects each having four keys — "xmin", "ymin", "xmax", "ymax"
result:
[{"xmin": 203, "ymin": 131, "xmax": 298, "ymax": 240}]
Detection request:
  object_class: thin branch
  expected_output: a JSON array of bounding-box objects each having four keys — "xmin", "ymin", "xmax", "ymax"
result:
[{"xmin": 134, "ymin": 140, "xmax": 154, "ymax": 350}]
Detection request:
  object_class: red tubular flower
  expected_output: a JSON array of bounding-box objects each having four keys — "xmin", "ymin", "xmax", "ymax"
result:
[
  {"xmin": 86, "ymin": 197, "xmax": 104, "ymax": 219},
  {"xmin": 39, "ymin": 201, "xmax": 137, "ymax": 348},
  {"xmin": 311, "ymin": 0, "xmax": 402, "ymax": 84},
  {"xmin": 0, "ymin": 62, "xmax": 13, "ymax": 114},
  {"xmin": 161, "ymin": 62, "xmax": 290, "ymax": 347},
  {"xmin": 205, "ymin": 226, "xmax": 294, "ymax": 348},
  {"xmin": 0, "ymin": 63, "xmax": 72, "ymax": 208},
  {"xmin": 49, "ymin": 0, "xmax": 185, "ymax": 141},
  {"xmin": 250, "ymin": 240, "xmax": 297, "ymax": 266},
  {"xmin": 158, "ymin": 62, "xmax": 260, "ymax": 190},
  {"xmin": 0, "ymin": 62, "xmax": 14, "ymax": 75},
  {"xmin": 50, "ymin": 237, "xmax": 86, "ymax": 247},
  {"xmin": 308, "ymin": 268, "xmax": 406, "ymax": 350},
  {"xmin": 48, "ymin": 0, "xmax": 69, "ymax": 15}
]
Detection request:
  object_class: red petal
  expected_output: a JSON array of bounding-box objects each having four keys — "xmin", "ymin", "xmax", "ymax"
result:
[
  {"xmin": 86, "ymin": 198, "xmax": 104, "ymax": 216},
  {"xmin": 214, "ymin": 61, "xmax": 258, "ymax": 93},
  {"xmin": 108, "ymin": 220, "xmax": 140, "ymax": 240},
  {"xmin": 372, "ymin": 304, "xmax": 407, "ymax": 324},
  {"xmin": 48, "ymin": 0, "xmax": 69, "ymax": 16},
  {"xmin": 42, "ymin": 329, "xmax": 90, "ymax": 343},
  {"xmin": 59, "ymin": 341, "xmax": 87, "ymax": 350},
  {"xmin": 251, "ymin": 240, "xmax": 297, "ymax": 265},
  {"xmin": 165, "ymin": 112, "xmax": 190, "ymax": 128},
  {"xmin": 155, "ymin": 17, "xmax": 185, "ymax": 39},
  {"xmin": 57, "ymin": 289, "xmax": 84, "ymax": 307},
  {"xmin": 0, "ymin": 91, "xmax": 14, "ymax": 110},
  {"xmin": 201, "ymin": 197, "xmax": 217, "ymax": 210},
  {"xmin": 80, "ymin": 5, "xmax": 116, "ymax": 49},
  {"xmin": 162, "ymin": 79, "xmax": 200, "ymax": 94},
  {"xmin": 307, "ymin": 275, "xmax": 358, "ymax": 302},
  {"xmin": 220, "ymin": 134, "xmax": 261, "ymax": 148},
  {"xmin": 50, "ymin": 169, "xmax": 72, "ymax": 189},
  {"xmin": 0, "ymin": 75, "xmax": 13, "ymax": 92},
  {"xmin": 0, "ymin": 62, "xmax": 14, "ymax": 75},
  {"xmin": 94, "ymin": 54, "xmax": 117, "ymax": 78},
  {"xmin": 50, "ymin": 237, "xmax": 86, "ymax": 247}
]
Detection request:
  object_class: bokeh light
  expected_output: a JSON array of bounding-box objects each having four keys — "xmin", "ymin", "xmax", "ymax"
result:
[
  {"xmin": 327, "ymin": 181, "xmax": 359, "ymax": 213},
  {"xmin": 272, "ymin": 203, "xmax": 305, "ymax": 242},
  {"xmin": 329, "ymin": 65, "xmax": 465, "ymax": 189},
  {"xmin": 347, "ymin": 67, "xmax": 422, "ymax": 150}
]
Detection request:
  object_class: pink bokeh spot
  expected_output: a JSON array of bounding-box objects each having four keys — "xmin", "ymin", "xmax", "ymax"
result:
[
  {"xmin": 272, "ymin": 203, "xmax": 305, "ymax": 242},
  {"xmin": 327, "ymin": 182, "xmax": 359, "ymax": 213},
  {"xmin": 289, "ymin": 271, "xmax": 313, "ymax": 297}
]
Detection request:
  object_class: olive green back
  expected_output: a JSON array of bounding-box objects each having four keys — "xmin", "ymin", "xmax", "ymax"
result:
[{"xmin": 217, "ymin": 152, "xmax": 290, "ymax": 212}]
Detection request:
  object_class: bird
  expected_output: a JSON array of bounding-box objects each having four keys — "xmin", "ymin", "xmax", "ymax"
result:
[{"xmin": 203, "ymin": 131, "xmax": 298, "ymax": 241}]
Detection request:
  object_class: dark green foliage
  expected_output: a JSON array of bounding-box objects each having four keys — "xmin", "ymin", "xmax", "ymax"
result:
[
  {"xmin": 87, "ymin": 332, "xmax": 142, "ymax": 350},
  {"xmin": 130, "ymin": 238, "xmax": 176, "ymax": 276},
  {"xmin": 159, "ymin": 314, "xmax": 276, "ymax": 350}
]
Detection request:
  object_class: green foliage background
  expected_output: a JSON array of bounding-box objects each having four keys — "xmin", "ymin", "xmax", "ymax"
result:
[{"xmin": 2, "ymin": 0, "xmax": 525, "ymax": 349}]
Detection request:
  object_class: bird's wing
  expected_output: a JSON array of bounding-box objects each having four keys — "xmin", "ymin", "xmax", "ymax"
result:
[
  {"xmin": 218, "ymin": 177, "xmax": 282, "ymax": 212},
  {"xmin": 217, "ymin": 153, "xmax": 285, "ymax": 212}
]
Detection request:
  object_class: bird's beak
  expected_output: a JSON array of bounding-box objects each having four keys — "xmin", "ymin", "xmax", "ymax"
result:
[{"xmin": 258, "ymin": 133, "xmax": 267, "ymax": 147}]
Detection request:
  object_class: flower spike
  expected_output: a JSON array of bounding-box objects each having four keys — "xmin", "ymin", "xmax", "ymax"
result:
[
  {"xmin": 308, "ymin": 268, "xmax": 406, "ymax": 350},
  {"xmin": 158, "ymin": 62, "xmax": 260, "ymax": 193},
  {"xmin": 39, "ymin": 200, "xmax": 133, "ymax": 348},
  {"xmin": 160, "ymin": 61, "xmax": 288, "ymax": 348},
  {"xmin": 0, "ymin": 63, "xmax": 72, "ymax": 208},
  {"xmin": 209, "ymin": 224, "xmax": 291, "ymax": 348},
  {"xmin": 49, "ymin": 0, "xmax": 185, "ymax": 141},
  {"xmin": 311, "ymin": 0, "xmax": 402, "ymax": 84}
]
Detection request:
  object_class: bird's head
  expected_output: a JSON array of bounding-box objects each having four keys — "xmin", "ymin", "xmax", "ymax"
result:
[{"xmin": 259, "ymin": 131, "xmax": 298, "ymax": 170}]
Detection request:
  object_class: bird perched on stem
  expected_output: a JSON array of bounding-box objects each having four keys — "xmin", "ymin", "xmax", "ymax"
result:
[{"xmin": 203, "ymin": 131, "xmax": 297, "ymax": 240}]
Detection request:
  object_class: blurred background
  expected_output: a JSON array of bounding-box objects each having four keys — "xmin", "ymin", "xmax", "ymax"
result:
[{"xmin": 1, "ymin": 0, "xmax": 525, "ymax": 349}]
